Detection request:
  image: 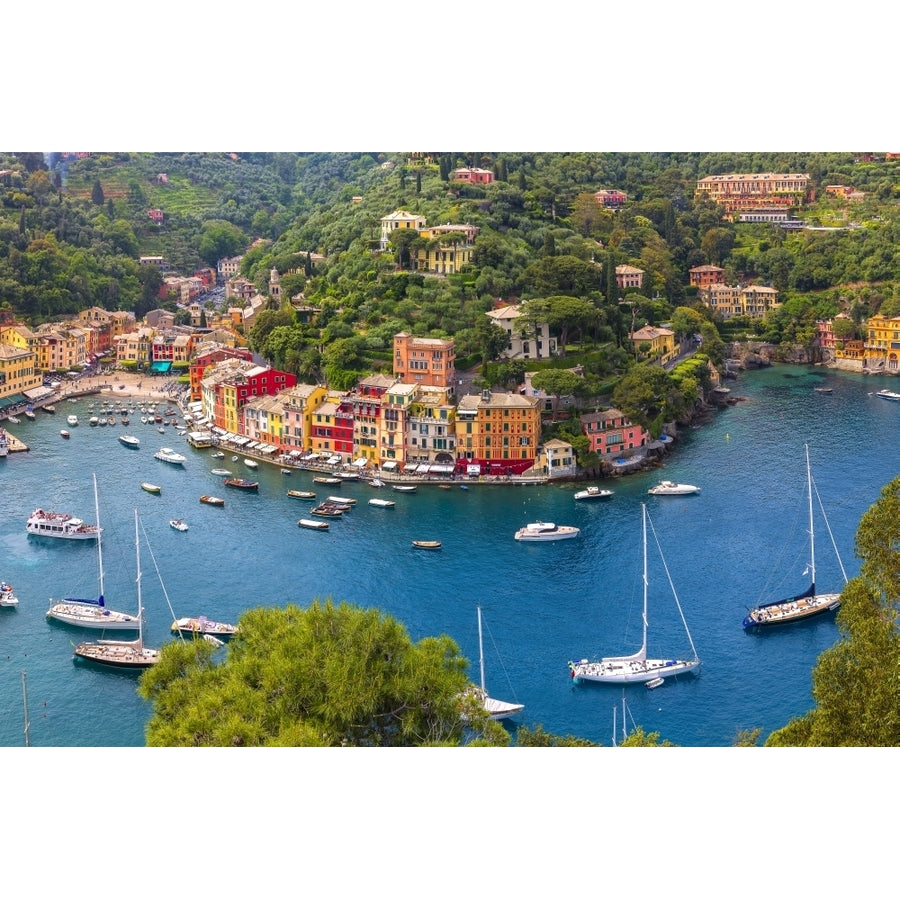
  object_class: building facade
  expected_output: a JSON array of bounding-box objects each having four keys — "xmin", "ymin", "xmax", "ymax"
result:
[
  {"xmin": 485, "ymin": 305, "xmax": 556, "ymax": 360},
  {"xmin": 393, "ymin": 332, "xmax": 456, "ymax": 388},
  {"xmin": 695, "ymin": 173, "xmax": 811, "ymax": 216},
  {"xmin": 581, "ymin": 408, "xmax": 648, "ymax": 458}
]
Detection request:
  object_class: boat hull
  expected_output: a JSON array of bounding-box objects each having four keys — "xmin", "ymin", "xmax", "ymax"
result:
[
  {"xmin": 742, "ymin": 592, "xmax": 841, "ymax": 629},
  {"xmin": 73, "ymin": 644, "xmax": 159, "ymax": 668},
  {"xmin": 47, "ymin": 604, "xmax": 141, "ymax": 630},
  {"xmin": 569, "ymin": 657, "xmax": 701, "ymax": 684}
]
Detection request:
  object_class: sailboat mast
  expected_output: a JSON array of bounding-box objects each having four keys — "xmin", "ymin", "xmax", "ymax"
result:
[
  {"xmin": 477, "ymin": 605, "xmax": 486, "ymax": 693},
  {"xmin": 806, "ymin": 444, "xmax": 816, "ymax": 592},
  {"xmin": 22, "ymin": 670, "xmax": 30, "ymax": 748},
  {"xmin": 134, "ymin": 509, "xmax": 143, "ymax": 647},
  {"xmin": 640, "ymin": 503, "xmax": 649, "ymax": 657},
  {"xmin": 94, "ymin": 473, "xmax": 104, "ymax": 600}
]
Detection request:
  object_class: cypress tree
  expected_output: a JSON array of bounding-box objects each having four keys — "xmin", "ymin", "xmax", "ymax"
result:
[{"xmin": 91, "ymin": 179, "xmax": 105, "ymax": 205}]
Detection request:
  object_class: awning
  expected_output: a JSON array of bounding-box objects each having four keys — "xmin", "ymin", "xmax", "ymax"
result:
[
  {"xmin": 233, "ymin": 436, "xmax": 250, "ymax": 446},
  {"xmin": 211, "ymin": 426, "xmax": 226, "ymax": 435},
  {"xmin": 406, "ymin": 464, "xmax": 423, "ymax": 473},
  {"xmin": 430, "ymin": 464, "xmax": 455, "ymax": 474},
  {"xmin": 246, "ymin": 441, "xmax": 260, "ymax": 450},
  {"xmin": 150, "ymin": 361, "xmax": 172, "ymax": 372},
  {"xmin": 289, "ymin": 450, "xmax": 303, "ymax": 457},
  {"xmin": 352, "ymin": 458, "xmax": 368, "ymax": 468},
  {"xmin": 327, "ymin": 455, "xmax": 341, "ymax": 465},
  {"xmin": 0, "ymin": 393, "xmax": 26, "ymax": 409},
  {"xmin": 24, "ymin": 387, "xmax": 54, "ymax": 400},
  {"xmin": 260, "ymin": 445, "xmax": 277, "ymax": 454},
  {"xmin": 382, "ymin": 461, "xmax": 398, "ymax": 470}
]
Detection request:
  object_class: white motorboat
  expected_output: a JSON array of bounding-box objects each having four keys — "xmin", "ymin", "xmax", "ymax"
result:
[
  {"xmin": 647, "ymin": 480, "xmax": 700, "ymax": 496},
  {"xmin": 574, "ymin": 486, "xmax": 614, "ymax": 501},
  {"xmin": 299, "ymin": 518, "xmax": 329, "ymax": 530},
  {"xmin": 514, "ymin": 521, "xmax": 580, "ymax": 542},
  {"xmin": 244, "ymin": 458, "xmax": 259, "ymax": 469},
  {"xmin": 66, "ymin": 414, "xmax": 78, "ymax": 426},
  {"xmin": 154, "ymin": 447, "xmax": 186, "ymax": 465},
  {"xmin": 0, "ymin": 580, "xmax": 19, "ymax": 607},
  {"xmin": 118, "ymin": 434, "xmax": 140, "ymax": 448},
  {"xmin": 368, "ymin": 497, "xmax": 395, "ymax": 508},
  {"xmin": 875, "ymin": 388, "xmax": 900, "ymax": 402},
  {"xmin": 169, "ymin": 519, "xmax": 188, "ymax": 532},
  {"xmin": 569, "ymin": 503, "xmax": 701, "ymax": 685}
]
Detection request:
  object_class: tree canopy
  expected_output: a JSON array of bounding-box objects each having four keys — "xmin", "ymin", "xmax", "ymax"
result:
[{"xmin": 138, "ymin": 599, "xmax": 509, "ymax": 747}]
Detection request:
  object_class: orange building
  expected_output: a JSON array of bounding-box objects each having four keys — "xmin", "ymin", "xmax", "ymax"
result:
[{"xmin": 393, "ymin": 332, "xmax": 456, "ymax": 388}]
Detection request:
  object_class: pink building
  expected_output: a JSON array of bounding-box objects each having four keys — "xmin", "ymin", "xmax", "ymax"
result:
[
  {"xmin": 594, "ymin": 189, "xmax": 627, "ymax": 208},
  {"xmin": 451, "ymin": 167, "xmax": 495, "ymax": 185},
  {"xmin": 581, "ymin": 408, "xmax": 648, "ymax": 457}
]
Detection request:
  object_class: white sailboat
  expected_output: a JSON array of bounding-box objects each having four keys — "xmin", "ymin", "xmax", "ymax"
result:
[
  {"xmin": 742, "ymin": 444, "xmax": 847, "ymax": 630},
  {"xmin": 472, "ymin": 606, "xmax": 523, "ymax": 720},
  {"xmin": 569, "ymin": 503, "xmax": 701, "ymax": 685},
  {"xmin": 47, "ymin": 474, "xmax": 141, "ymax": 630},
  {"xmin": 73, "ymin": 510, "xmax": 160, "ymax": 669}
]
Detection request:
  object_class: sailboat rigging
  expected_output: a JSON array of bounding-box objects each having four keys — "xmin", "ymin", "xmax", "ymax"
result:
[
  {"xmin": 569, "ymin": 503, "xmax": 701, "ymax": 685},
  {"xmin": 73, "ymin": 509, "xmax": 160, "ymax": 669},
  {"xmin": 46, "ymin": 474, "xmax": 140, "ymax": 630},
  {"xmin": 474, "ymin": 606, "xmax": 523, "ymax": 720},
  {"xmin": 742, "ymin": 444, "xmax": 847, "ymax": 630}
]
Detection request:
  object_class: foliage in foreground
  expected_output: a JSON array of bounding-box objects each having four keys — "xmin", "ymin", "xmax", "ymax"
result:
[
  {"xmin": 138, "ymin": 599, "xmax": 509, "ymax": 747},
  {"xmin": 766, "ymin": 476, "xmax": 900, "ymax": 745}
]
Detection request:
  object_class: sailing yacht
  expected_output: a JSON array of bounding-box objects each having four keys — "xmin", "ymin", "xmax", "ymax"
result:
[
  {"xmin": 569, "ymin": 503, "xmax": 701, "ymax": 685},
  {"xmin": 471, "ymin": 606, "xmax": 523, "ymax": 720},
  {"xmin": 742, "ymin": 444, "xmax": 847, "ymax": 630},
  {"xmin": 46, "ymin": 474, "xmax": 141, "ymax": 630},
  {"xmin": 73, "ymin": 510, "xmax": 160, "ymax": 669}
]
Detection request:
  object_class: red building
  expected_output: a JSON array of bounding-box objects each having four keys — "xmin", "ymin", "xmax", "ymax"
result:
[
  {"xmin": 188, "ymin": 346, "xmax": 253, "ymax": 401},
  {"xmin": 689, "ymin": 265, "xmax": 725, "ymax": 288},
  {"xmin": 581, "ymin": 408, "xmax": 648, "ymax": 457},
  {"xmin": 451, "ymin": 167, "xmax": 495, "ymax": 185}
]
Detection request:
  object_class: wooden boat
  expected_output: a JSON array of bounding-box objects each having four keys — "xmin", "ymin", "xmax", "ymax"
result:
[
  {"xmin": 199, "ymin": 495, "xmax": 225, "ymax": 506},
  {"xmin": 287, "ymin": 490, "xmax": 316, "ymax": 499},
  {"xmin": 298, "ymin": 518, "xmax": 329, "ymax": 531},
  {"xmin": 412, "ymin": 540, "xmax": 442, "ymax": 550},
  {"xmin": 60, "ymin": 429, "xmax": 70, "ymax": 439},
  {"xmin": 224, "ymin": 478, "xmax": 259, "ymax": 491},
  {"xmin": 311, "ymin": 503, "xmax": 343, "ymax": 518},
  {"xmin": 171, "ymin": 616, "xmax": 238, "ymax": 639},
  {"xmin": 313, "ymin": 476, "xmax": 341, "ymax": 485},
  {"xmin": 140, "ymin": 482, "xmax": 161, "ymax": 494}
]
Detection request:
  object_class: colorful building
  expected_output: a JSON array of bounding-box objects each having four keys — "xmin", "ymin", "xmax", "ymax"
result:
[
  {"xmin": 616, "ymin": 265, "xmax": 644, "ymax": 291},
  {"xmin": 451, "ymin": 167, "xmax": 495, "ymax": 185},
  {"xmin": 406, "ymin": 385, "xmax": 456, "ymax": 469},
  {"xmin": 393, "ymin": 332, "xmax": 456, "ymax": 389},
  {"xmin": 689, "ymin": 265, "xmax": 725, "ymax": 288},
  {"xmin": 310, "ymin": 392, "xmax": 355, "ymax": 463},
  {"xmin": 864, "ymin": 313, "xmax": 900, "ymax": 372},
  {"xmin": 485, "ymin": 305, "xmax": 556, "ymax": 360},
  {"xmin": 630, "ymin": 325, "xmax": 676, "ymax": 365},
  {"xmin": 280, "ymin": 383, "xmax": 329, "ymax": 454},
  {"xmin": 454, "ymin": 390, "xmax": 542, "ymax": 476},
  {"xmin": 581, "ymin": 408, "xmax": 648, "ymax": 458},
  {"xmin": 695, "ymin": 173, "xmax": 811, "ymax": 216}
]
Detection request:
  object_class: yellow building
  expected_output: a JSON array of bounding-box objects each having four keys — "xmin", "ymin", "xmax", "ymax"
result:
[
  {"xmin": 406, "ymin": 385, "xmax": 456, "ymax": 468},
  {"xmin": 114, "ymin": 326, "xmax": 155, "ymax": 368},
  {"xmin": 412, "ymin": 223, "xmax": 479, "ymax": 275},
  {"xmin": 0, "ymin": 341, "xmax": 43, "ymax": 405},
  {"xmin": 241, "ymin": 394, "xmax": 286, "ymax": 450},
  {"xmin": 281, "ymin": 383, "xmax": 329, "ymax": 454},
  {"xmin": 348, "ymin": 375, "xmax": 395, "ymax": 464},
  {"xmin": 380, "ymin": 383, "xmax": 417, "ymax": 469},
  {"xmin": 629, "ymin": 325, "xmax": 676, "ymax": 365},
  {"xmin": 864, "ymin": 313, "xmax": 900, "ymax": 372},
  {"xmin": 699, "ymin": 284, "xmax": 781, "ymax": 319},
  {"xmin": 455, "ymin": 390, "xmax": 542, "ymax": 476}
]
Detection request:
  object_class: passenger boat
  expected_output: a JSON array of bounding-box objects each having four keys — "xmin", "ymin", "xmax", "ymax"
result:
[
  {"xmin": 199, "ymin": 495, "xmax": 225, "ymax": 506},
  {"xmin": 647, "ymin": 480, "xmax": 700, "ymax": 496},
  {"xmin": 140, "ymin": 482, "xmax": 161, "ymax": 494},
  {"xmin": 171, "ymin": 616, "xmax": 238, "ymax": 640},
  {"xmin": 169, "ymin": 519, "xmax": 188, "ymax": 532},
  {"xmin": 875, "ymin": 388, "xmax": 900, "ymax": 402},
  {"xmin": 412, "ymin": 540, "xmax": 442, "ymax": 550},
  {"xmin": 326, "ymin": 495, "xmax": 356, "ymax": 505},
  {"xmin": 299, "ymin": 518, "xmax": 329, "ymax": 531},
  {"xmin": 368, "ymin": 498, "xmax": 395, "ymax": 508},
  {"xmin": 392, "ymin": 484, "xmax": 417, "ymax": 493},
  {"xmin": 514, "ymin": 521, "xmax": 580, "ymax": 542},
  {"xmin": 118, "ymin": 434, "xmax": 140, "ymax": 448},
  {"xmin": 313, "ymin": 476, "xmax": 341, "ymax": 485},
  {"xmin": 60, "ymin": 429, "xmax": 70, "ymax": 439},
  {"xmin": 154, "ymin": 447, "xmax": 186, "ymax": 465},
  {"xmin": 224, "ymin": 478, "xmax": 259, "ymax": 491},
  {"xmin": 211, "ymin": 468, "xmax": 231, "ymax": 476},
  {"xmin": 27, "ymin": 508, "xmax": 101, "ymax": 540},
  {"xmin": 0, "ymin": 580, "xmax": 19, "ymax": 608},
  {"xmin": 287, "ymin": 490, "xmax": 316, "ymax": 499},
  {"xmin": 574, "ymin": 486, "xmax": 614, "ymax": 501}
]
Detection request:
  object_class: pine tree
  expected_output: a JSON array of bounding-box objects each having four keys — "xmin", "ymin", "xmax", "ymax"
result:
[{"xmin": 91, "ymin": 179, "xmax": 105, "ymax": 206}]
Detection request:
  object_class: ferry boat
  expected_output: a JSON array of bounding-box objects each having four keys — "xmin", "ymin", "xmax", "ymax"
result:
[{"xmin": 26, "ymin": 509, "xmax": 101, "ymax": 540}]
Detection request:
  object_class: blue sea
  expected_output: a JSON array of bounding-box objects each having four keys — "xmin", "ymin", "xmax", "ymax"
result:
[{"xmin": 1, "ymin": 365, "xmax": 898, "ymax": 748}]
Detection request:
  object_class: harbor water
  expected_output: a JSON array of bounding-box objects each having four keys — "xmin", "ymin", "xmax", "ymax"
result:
[{"xmin": 1, "ymin": 365, "xmax": 898, "ymax": 747}]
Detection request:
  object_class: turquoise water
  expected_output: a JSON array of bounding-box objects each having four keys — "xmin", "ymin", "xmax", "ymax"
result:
[{"xmin": 1, "ymin": 365, "xmax": 898, "ymax": 747}]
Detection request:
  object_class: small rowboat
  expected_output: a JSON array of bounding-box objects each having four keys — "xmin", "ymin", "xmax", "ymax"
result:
[
  {"xmin": 211, "ymin": 468, "xmax": 231, "ymax": 476},
  {"xmin": 287, "ymin": 490, "xmax": 316, "ymax": 499},
  {"xmin": 200, "ymin": 495, "xmax": 225, "ymax": 506},
  {"xmin": 392, "ymin": 485, "xmax": 417, "ymax": 493},
  {"xmin": 224, "ymin": 478, "xmax": 259, "ymax": 491},
  {"xmin": 169, "ymin": 519, "xmax": 188, "ymax": 532},
  {"xmin": 369, "ymin": 498, "xmax": 395, "ymax": 508},
  {"xmin": 646, "ymin": 677, "xmax": 665, "ymax": 690},
  {"xmin": 141, "ymin": 482, "xmax": 161, "ymax": 494},
  {"xmin": 412, "ymin": 540, "xmax": 441, "ymax": 550},
  {"xmin": 60, "ymin": 429, "xmax": 70, "ymax": 439},
  {"xmin": 299, "ymin": 518, "xmax": 329, "ymax": 531},
  {"xmin": 326, "ymin": 496, "xmax": 356, "ymax": 506}
]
